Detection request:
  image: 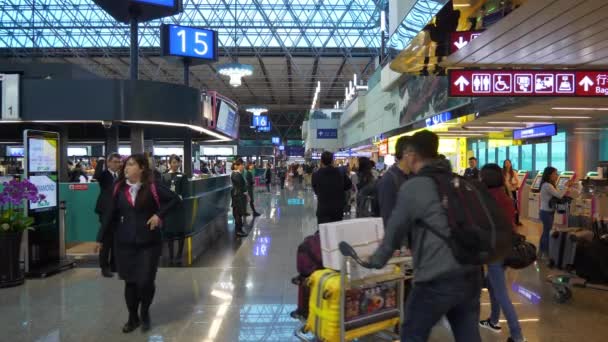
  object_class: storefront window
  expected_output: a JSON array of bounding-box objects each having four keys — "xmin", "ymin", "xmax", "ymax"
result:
[
  {"xmin": 497, "ymin": 147, "xmax": 507, "ymax": 166},
  {"xmin": 521, "ymin": 145, "xmax": 533, "ymax": 171},
  {"xmin": 551, "ymin": 132, "xmax": 566, "ymax": 172},
  {"xmin": 509, "ymin": 146, "xmax": 520, "ymax": 170},
  {"xmin": 536, "ymin": 143, "xmax": 548, "ymax": 172}
]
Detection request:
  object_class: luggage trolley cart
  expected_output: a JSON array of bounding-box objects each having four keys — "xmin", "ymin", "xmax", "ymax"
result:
[{"xmin": 295, "ymin": 242, "xmax": 412, "ymax": 342}]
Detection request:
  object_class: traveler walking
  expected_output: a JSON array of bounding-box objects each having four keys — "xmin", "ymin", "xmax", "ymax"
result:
[
  {"xmin": 503, "ymin": 159, "xmax": 522, "ymax": 226},
  {"xmin": 355, "ymin": 157, "xmax": 378, "ymax": 218},
  {"xmin": 479, "ymin": 164, "xmax": 527, "ymax": 342},
  {"xmin": 368, "ymin": 130, "xmax": 483, "ymax": 342},
  {"xmin": 161, "ymin": 155, "xmax": 188, "ymax": 265},
  {"xmin": 277, "ymin": 163, "xmax": 287, "ymax": 190},
  {"xmin": 96, "ymin": 154, "xmax": 180, "ymax": 333},
  {"xmin": 538, "ymin": 166, "xmax": 574, "ymax": 259},
  {"xmin": 231, "ymin": 159, "xmax": 249, "ymax": 237},
  {"xmin": 246, "ymin": 162, "xmax": 261, "ymax": 217},
  {"xmin": 464, "ymin": 156, "xmax": 480, "ymax": 180},
  {"xmin": 312, "ymin": 151, "xmax": 353, "ymax": 224},
  {"xmin": 377, "ymin": 136, "xmax": 411, "ymax": 226},
  {"xmin": 264, "ymin": 163, "xmax": 272, "ymax": 192},
  {"xmin": 94, "ymin": 152, "xmax": 122, "ymax": 278}
]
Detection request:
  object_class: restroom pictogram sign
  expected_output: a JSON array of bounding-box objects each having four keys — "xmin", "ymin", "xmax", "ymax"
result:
[{"xmin": 449, "ymin": 70, "xmax": 608, "ymax": 97}]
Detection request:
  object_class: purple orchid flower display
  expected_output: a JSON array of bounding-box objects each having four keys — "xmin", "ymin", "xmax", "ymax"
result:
[{"xmin": 0, "ymin": 179, "xmax": 46, "ymax": 233}]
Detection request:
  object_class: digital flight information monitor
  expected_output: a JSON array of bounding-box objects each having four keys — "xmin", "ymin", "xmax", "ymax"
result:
[{"xmin": 161, "ymin": 24, "xmax": 218, "ymax": 61}]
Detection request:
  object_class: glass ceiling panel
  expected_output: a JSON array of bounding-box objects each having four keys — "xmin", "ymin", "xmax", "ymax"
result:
[{"xmin": 0, "ymin": 0, "xmax": 385, "ymax": 50}]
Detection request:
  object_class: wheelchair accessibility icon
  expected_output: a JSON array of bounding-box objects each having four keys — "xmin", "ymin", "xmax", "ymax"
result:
[{"xmin": 493, "ymin": 74, "xmax": 512, "ymax": 93}]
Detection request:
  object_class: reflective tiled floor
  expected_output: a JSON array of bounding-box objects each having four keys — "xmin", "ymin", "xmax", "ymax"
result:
[{"xmin": 1, "ymin": 183, "xmax": 608, "ymax": 342}]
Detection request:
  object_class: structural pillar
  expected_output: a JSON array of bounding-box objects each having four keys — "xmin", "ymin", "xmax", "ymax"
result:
[
  {"xmin": 59, "ymin": 125, "xmax": 69, "ymax": 182},
  {"xmin": 183, "ymin": 129, "xmax": 193, "ymax": 178},
  {"xmin": 104, "ymin": 125, "xmax": 119, "ymax": 156},
  {"xmin": 183, "ymin": 59, "xmax": 190, "ymax": 87},
  {"xmin": 130, "ymin": 18, "xmax": 138, "ymax": 81},
  {"xmin": 130, "ymin": 126, "xmax": 144, "ymax": 154}
]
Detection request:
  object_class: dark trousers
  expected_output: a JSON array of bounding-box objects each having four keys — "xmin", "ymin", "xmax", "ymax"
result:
[
  {"xmin": 265, "ymin": 181, "xmax": 271, "ymax": 192},
  {"xmin": 511, "ymin": 191, "xmax": 520, "ymax": 224},
  {"xmin": 232, "ymin": 197, "xmax": 245, "ymax": 232},
  {"xmin": 401, "ymin": 271, "xmax": 482, "ymax": 342},
  {"xmin": 124, "ymin": 281, "xmax": 155, "ymax": 322},
  {"xmin": 167, "ymin": 239, "xmax": 185, "ymax": 264},
  {"xmin": 98, "ymin": 216, "xmax": 114, "ymax": 271},
  {"xmin": 539, "ymin": 210, "xmax": 555, "ymax": 254},
  {"xmin": 280, "ymin": 176, "xmax": 286, "ymax": 189},
  {"xmin": 248, "ymin": 186, "xmax": 258, "ymax": 213}
]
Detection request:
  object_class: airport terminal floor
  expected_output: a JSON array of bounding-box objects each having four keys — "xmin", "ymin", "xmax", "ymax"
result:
[{"xmin": 1, "ymin": 183, "xmax": 608, "ymax": 342}]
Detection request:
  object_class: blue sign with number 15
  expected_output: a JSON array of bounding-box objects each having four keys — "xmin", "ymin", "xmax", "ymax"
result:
[{"xmin": 161, "ymin": 24, "xmax": 218, "ymax": 61}]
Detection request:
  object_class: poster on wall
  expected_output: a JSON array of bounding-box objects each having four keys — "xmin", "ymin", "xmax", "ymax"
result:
[
  {"xmin": 398, "ymin": 76, "xmax": 469, "ymax": 126},
  {"xmin": 28, "ymin": 137, "xmax": 58, "ymax": 173}
]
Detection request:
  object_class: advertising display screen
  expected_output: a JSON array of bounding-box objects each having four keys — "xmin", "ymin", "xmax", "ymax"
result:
[
  {"xmin": 28, "ymin": 137, "xmax": 58, "ymax": 173},
  {"xmin": 215, "ymin": 100, "xmax": 239, "ymax": 139},
  {"xmin": 161, "ymin": 24, "xmax": 218, "ymax": 61}
]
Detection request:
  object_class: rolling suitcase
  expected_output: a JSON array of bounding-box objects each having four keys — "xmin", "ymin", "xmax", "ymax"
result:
[
  {"xmin": 561, "ymin": 229, "xmax": 594, "ymax": 271},
  {"xmin": 305, "ymin": 269, "xmax": 341, "ymax": 341},
  {"xmin": 548, "ymin": 227, "xmax": 582, "ymax": 269},
  {"xmin": 295, "ymin": 232, "xmax": 323, "ymax": 319}
]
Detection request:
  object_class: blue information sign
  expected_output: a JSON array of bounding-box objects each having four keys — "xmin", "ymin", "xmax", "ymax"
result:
[
  {"xmin": 271, "ymin": 137, "xmax": 281, "ymax": 145},
  {"xmin": 425, "ymin": 111, "xmax": 452, "ymax": 127},
  {"xmin": 513, "ymin": 124, "xmax": 557, "ymax": 140},
  {"xmin": 161, "ymin": 24, "xmax": 218, "ymax": 61},
  {"xmin": 133, "ymin": 0, "xmax": 175, "ymax": 7},
  {"xmin": 317, "ymin": 129, "xmax": 338, "ymax": 139},
  {"xmin": 257, "ymin": 122, "xmax": 271, "ymax": 132},
  {"xmin": 252, "ymin": 115, "xmax": 269, "ymax": 127}
]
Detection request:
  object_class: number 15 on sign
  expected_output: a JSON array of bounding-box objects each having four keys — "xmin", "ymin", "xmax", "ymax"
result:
[{"xmin": 161, "ymin": 24, "xmax": 218, "ymax": 62}]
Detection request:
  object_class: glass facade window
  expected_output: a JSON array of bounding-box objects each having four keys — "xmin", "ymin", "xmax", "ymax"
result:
[
  {"xmin": 487, "ymin": 148, "xmax": 496, "ymax": 165},
  {"xmin": 478, "ymin": 148, "xmax": 486, "ymax": 167},
  {"xmin": 521, "ymin": 145, "xmax": 533, "ymax": 171},
  {"xmin": 551, "ymin": 132, "xmax": 566, "ymax": 172},
  {"xmin": 497, "ymin": 147, "xmax": 507, "ymax": 166},
  {"xmin": 509, "ymin": 146, "xmax": 520, "ymax": 170},
  {"xmin": 536, "ymin": 143, "xmax": 549, "ymax": 172}
]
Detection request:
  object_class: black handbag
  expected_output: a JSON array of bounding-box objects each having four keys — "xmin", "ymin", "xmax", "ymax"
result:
[{"xmin": 504, "ymin": 233, "xmax": 537, "ymax": 269}]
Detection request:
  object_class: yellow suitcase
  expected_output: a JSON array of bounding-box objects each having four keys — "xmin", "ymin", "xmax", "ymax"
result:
[{"xmin": 305, "ymin": 269, "xmax": 401, "ymax": 342}]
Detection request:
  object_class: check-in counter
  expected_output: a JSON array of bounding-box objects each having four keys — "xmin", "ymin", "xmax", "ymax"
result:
[{"xmin": 61, "ymin": 175, "xmax": 232, "ymax": 264}]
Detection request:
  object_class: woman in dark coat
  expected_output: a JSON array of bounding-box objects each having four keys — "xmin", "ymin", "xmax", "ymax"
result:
[
  {"xmin": 161, "ymin": 155, "xmax": 189, "ymax": 265},
  {"xmin": 97, "ymin": 154, "xmax": 180, "ymax": 333}
]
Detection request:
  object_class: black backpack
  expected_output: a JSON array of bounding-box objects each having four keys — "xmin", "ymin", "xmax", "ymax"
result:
[
  {"xmin": 417, "ymin": 168, "xmax": 512, "ymax": 265},
  {"xmin": 356, "ymin": 169, "xmax": 407, "ymax": 218}
]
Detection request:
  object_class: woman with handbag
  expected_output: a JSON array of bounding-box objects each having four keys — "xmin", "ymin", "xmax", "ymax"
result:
[
  {"xmin": 538, "ymin": 166, "xmax": 574, "ymax": 259},
  {"xmin": 97, "ymin": 154, "xmax": 180, "ymax": 333},
  {"xmin": 479, "ymin": 164, "xmax": 527, "ymax": 342},
  {"xmin": 503, "ymin": 159, "xmax": 522, "ymax": 226}
]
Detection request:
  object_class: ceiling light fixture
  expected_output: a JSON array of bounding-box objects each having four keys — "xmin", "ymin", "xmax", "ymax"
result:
[
  {"xmin": 245, "ymin": 106, "xmax": 268, "ymax": 116},
  {"xmin": 216, "ymin": 0, "xmax": 253, "ymax": 87},
  {"xmin": 515, "ymin": 115, "xmax": 591, "ymax": 119},
  {"xmin": 552, "ymin": 107, "xmax": 608, "ymax": 111},
  {"xmin": 121, "ymin": 120, "xmax": 231, "ymax": 141}
]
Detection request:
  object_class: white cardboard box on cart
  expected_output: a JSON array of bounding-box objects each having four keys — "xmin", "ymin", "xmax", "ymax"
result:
[{"xmin": 319, "ymin": 217, "xmax": 393, "ymax": 279}]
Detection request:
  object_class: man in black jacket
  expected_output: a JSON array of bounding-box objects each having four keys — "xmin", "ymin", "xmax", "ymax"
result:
[
  {"xmin": 245, "ymin": 162, "xmax": 261, "ymax": 217},
  {"xmin": 231, "ymin": 159, "xmax": 248, "ymax": 237},
  {"xmin": 377, "ymin": 136, "xmax": 411, "ymax": 226},
  {"xmin": 464, "ymin": 157, "xmax": 480, "ymax": 180},
  {"xmin": 94, "ymin": 152, "xmax": 122, "ymax": 277},
  {"xmin": 312, "ymin": 151, "xmax": 353, "ymax": 225}
]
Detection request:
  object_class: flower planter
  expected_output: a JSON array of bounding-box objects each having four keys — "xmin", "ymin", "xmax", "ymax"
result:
[{"xmin": 0, "ymin": 231, "xmax": 24, "ymax": 288}]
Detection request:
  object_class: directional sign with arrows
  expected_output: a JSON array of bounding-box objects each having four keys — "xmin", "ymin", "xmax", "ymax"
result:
[
  {"xmin": 450, "ymin": 30, "xmax": 484, "ymax": 53},
  {"xmin": 449, "ymin": 70, "xmax": 608, "ymax": 97}
]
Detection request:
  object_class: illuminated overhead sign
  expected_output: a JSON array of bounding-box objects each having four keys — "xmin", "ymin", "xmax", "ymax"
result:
[
  {"xmin": 252, "ymin": 115, "xmax": 268, "ymax": 127},
  {"xmin": 449, "ymin": 70, "xmax": 608, "ymax": 97},
  {"xmin": 317, "ymin": 129, "xmax": 338, "ymax": 139},
  {"xmin": 271, "ymin": 137, "xmax": 280, "ymax": 145},
  {"xmin": 161, "ymin": 24, "xmax": 218, "ymax": 61},
  {"xmin": 450, "ymin": 30, "xmax": 483, "ymax": 53},
  {"xmin": 378, "ymin": 142, "xmax": 389, "ymax": 156},
  {"xmin": 133, "ymin": 0, "xmax": 176, "ymax": 7},
  {"xmin": 513, "ymin": 124, "xmax": 557, "ymax": 140},
  {"xmin": 425, "ymin": 111, "xmax": 452, "ymax": 127},
  {"xmin": 257, "ymin": 122, "xmax": 271, "ymax": 132}
]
